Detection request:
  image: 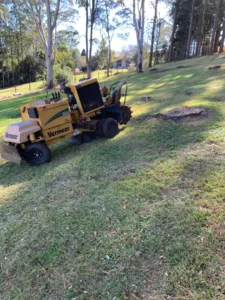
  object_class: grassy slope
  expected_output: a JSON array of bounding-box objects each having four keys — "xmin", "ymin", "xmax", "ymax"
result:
[{"xmin": 1, "ymin": 56, "xmax": 225, "ymax": 299}]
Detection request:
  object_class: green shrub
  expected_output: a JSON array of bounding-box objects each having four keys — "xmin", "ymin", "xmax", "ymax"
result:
[{"xmin": 54, "ymin": 64, "xmax": 73, "ymax": 83}]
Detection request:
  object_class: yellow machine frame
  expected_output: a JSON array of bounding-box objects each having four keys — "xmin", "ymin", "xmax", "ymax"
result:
[{"xmin": 1, "ymin": 78, "xmax": 132, "ymax": 165}]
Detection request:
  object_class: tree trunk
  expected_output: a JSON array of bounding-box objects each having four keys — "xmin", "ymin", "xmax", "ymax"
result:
[
  {"xmin": 10, "ymin": 32, "xmax": 14, "ymax": 86},
  {"xmin": 105, "ymin": 0, "xmax": 111, "ymax": 78},
  {"xmin": 106, "ymin": 35, "xmax": 111, "ymax": 77},
  {"xmin": 219, "ymin": 19, "xmax": 225, "ymax": 52},
  {"xmin": 139, "ymin": 0, "xmax": 144, "ymax": 72},
  {"xmin": 186, "ymin": 0, "xmax": 195, "ymax": 58},
  {"xmin": 2, "ymin": 71, "xmax": 5, "ymax": 88},
  {"xmin": 7, "ymin": 71, "xmax": 9, "ymax": 87},
  {"xmin": 24, "ymin": 0, "xmax": 61, "ymax": 89},
  {"xmin": 197, "ymin": 0, "xmax": 206, "ymax": 57},
  {"xmin": 149, "ymin": 0, "xmax": 158, "ymax": 67},
  {"xmin": 192, "ymin": 40, "xmax": 196, "ymax": 56},
  {"xmin": 133, "ymin": 0, "xmax": 139, "ymax": 72},
  {"xmin": 85, "ymin": 0, "xmax": 90, "ymax": 78},
  {"xmin": 133, "ymin": 0, "xmax": 145, "ymax": 72},
  {"xmin": 168, "ymin": 5, "xmax": 177, "ymax": 62},
  {"xmin": 84, "ymin": 0, "xmax": 96, "ymax": 79},
  {"xmin": 214, "ymin": 27, "xmax": 221, "ymax": 53},
  {"xmin": 155, "ymin": 20, "xmax": 161, "ymax": 64},
  {"xmin": 209, "ymin": 0, "xmax": 220, "ymax": 55},
  {"xmin": 45, "ymin": 46, "xmax": 54, "ymax": 89},
  {"xmin": 45, "ymin": 48, "xmax": 54, "ymax": 89},
  {"xmin": 195, "ymin": 40, "xmax": 201, "ymax": 56},
  {"xmin": 46, "ymin": 0, "xmax": 54, "ymax": 88},
  {"xmin": 88, "ymin": 0, "xmax": 96, "ymax": 79}
]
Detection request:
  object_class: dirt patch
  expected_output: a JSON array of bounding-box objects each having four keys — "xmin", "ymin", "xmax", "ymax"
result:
[
  {"xmin": 149, "ymin": 68, "xmax": 172, "ymax": 73},
  {"xmin": 139, "ymin": 96, "xmax": 152, "ymax": 102},
  {"xmin": 0, "ymin": 96, "xmax": 12, "ymax": 101},
  {"xmin": 149, "ymin": 66, "xmax": 191, "ymax": 73},
  {"xmin": 176, "ymin": 65, "xmax": 192, "ymax": 69},
  {"xmin": 150, "ymin": 68, "xmax": 158, "ymax": 72}
]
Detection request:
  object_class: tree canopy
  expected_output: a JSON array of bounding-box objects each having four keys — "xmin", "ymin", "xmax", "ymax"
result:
[{"xmin": 0, "ymin": 0, "xmax": 225, "ymax": 88}]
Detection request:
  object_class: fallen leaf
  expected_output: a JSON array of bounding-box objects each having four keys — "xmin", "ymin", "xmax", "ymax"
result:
[
  {"xmin": 108, "ymin": 231, "xmax": 116, "ymax": 237},
  {"xmin": 200, "ymin": 237, "xmax": 206, "ymax": 245}
]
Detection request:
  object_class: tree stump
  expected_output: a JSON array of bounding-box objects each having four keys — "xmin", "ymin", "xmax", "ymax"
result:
[{"xmin": 208, "ymin": 65, "xmax": 221, "ymax": 70}]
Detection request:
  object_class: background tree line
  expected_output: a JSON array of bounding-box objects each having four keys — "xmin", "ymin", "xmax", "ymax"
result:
[
  {"xmin": 0, "ymin": 0, "xmax": 224, "ymax": 89},
  {"xmin": 168, "ymin": 0, "xmax": 225, "ymax": 61}
]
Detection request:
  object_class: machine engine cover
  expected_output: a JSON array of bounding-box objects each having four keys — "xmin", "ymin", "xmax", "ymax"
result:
[
  {"xmin": 4, "ymin": 121, "xmax": 41, "ymax": 144},
  {"xmin": 76, "ymin": 81, "xmax": 104, "ymax": 113}
]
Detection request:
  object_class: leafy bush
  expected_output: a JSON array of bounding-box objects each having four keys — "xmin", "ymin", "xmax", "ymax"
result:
[
  {"xmin": 15, "ymin": 55, "xmax": 45, "ymax": 84},
  {"xmin": 128, "ymin": 66, "xmax": 136, "ymax": 73},
  {"xmin": 54, "ymin": 64, "xmax": 73, "ymax": 83}
]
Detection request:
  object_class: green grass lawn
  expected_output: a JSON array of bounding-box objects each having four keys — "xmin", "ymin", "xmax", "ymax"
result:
[
  {"xmin": 0, "ymin": 81, "xmax": 45, "ymax": 98},
  {"xmin": 1, "ymin": 56, "xmax": 225, "ymax": 299}
]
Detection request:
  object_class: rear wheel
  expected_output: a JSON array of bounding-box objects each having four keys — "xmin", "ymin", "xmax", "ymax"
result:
[
  {"xmin": 100, "ymin": 118, "xmax": 119, "ymax": 138},
  {"xmin": 24, "ymin": 142, "xmax": 50, "ymax": 166},
  {"xmin": 97, "ymin": 119, "xmax": 106, "ymax": 137}
]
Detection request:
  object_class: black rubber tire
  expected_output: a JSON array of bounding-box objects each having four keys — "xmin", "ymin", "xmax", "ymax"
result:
[
  {"xmin": 24, "ymin": 142, "xmax": 51, "ymax": 166},
  {"xmin": 97, "ymin": 119, "xmax": 107, "ymax": 137},
  {"xmin": 82, "ymin": 132, "xmax": 95, "ymax": 143},
  {"xmin": 67, "ymin": 135, "xmax": 83, "ymax": 145},
  {"xmin": 101, "ymin": 118, "xmax": 119, "ymax": 138}
]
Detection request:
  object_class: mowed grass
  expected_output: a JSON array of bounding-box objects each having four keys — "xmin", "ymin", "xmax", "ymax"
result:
[
  {"xmin": 1, "ymin": 56, "xmax": 225, "ymax": 299},
  {"xmin": 0, "ymin": 81, "xmax": 45, "ymax": 98}
]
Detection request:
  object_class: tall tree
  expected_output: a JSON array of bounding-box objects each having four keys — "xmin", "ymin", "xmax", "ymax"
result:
[
  {"xmin": 133, "ymin": 0, "xmax": 145, "ymax": 72},
  {"xmin": 104, "ymin": 0, "xmax": 112, "ymax": 77},
  {"xmin": 209, "ymin": 0, "xmax": 220, "ymax": 55},
  {"xmin": 196, "ymin": 0, "xmax": 207, "ymax": 57},
  {"xmin": 168, "ymin": 1, "xmax": 177, "ymax": 62},
  {"xmin": 79, "ymin": 0, "xmax": 99, "ymax": 78},
  {"xmin": 97, "ymin": 0, "xmax": 124, "ymax": 77},
  {"xmin": 22, "ymin": 0, "xmax": 62, "ymax": 88},
  {"xmin": 0, "ymin": 1, "xmax": 36, "ymax": 87},
  {"xmin": 220, "ymin": 17, "xmax": 225, "ymax": 52},
  {"xmin": 154, "ymin": 18, "xmax": 163, "ymax": 64},
  {"xmin": 55, "ymin": 27, "xmax": 79, "ymax": 50},
  {"xmin": 149, "ymin": 0, "xmax": 158, "ymax": 67},
  {"xmin": 186, "ymin": 0, "xmax": 195, "ymax": 58}
]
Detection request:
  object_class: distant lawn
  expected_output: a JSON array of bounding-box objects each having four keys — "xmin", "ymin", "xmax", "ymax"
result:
[
  {"xmin": 1, "ymin": 56, "xmax": 225, "ymax": 299},
  {"xmin": 0, "ymin": 69, "xmax": 127, "ymax": 100},
  {"xmin": 0, "ymin": 81, "xmax": 45, "ymax": 98}
]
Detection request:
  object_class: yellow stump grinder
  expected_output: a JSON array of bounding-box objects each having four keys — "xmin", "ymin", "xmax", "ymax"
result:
[{"xmin": 1, "ymin": 79, "xmax": 132, "ymax": 166}]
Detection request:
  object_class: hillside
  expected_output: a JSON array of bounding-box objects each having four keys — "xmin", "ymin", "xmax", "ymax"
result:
[{"xmin": 1, "ymin": 55, "xmax": 225, "ymax": 299}]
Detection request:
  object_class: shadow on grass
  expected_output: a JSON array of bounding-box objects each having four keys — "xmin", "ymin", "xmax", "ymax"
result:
[
  {"xmin": 0, "ymin": 98, "xmax": 223, "ymax": 188},
  {"xmin": 0, "ymin": 122, "xmax": 223, "ymax": 298}
]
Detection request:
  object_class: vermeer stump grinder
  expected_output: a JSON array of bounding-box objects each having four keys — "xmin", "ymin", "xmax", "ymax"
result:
[{"xmin": 1, "ymin": 79, "xmax": 132, "ymax": 166}]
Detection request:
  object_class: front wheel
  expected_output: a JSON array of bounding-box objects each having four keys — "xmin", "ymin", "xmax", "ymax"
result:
[
  {"xmin": 24, "ymin": 142, "xmax": 51, "ymax": 166},
  {"xmin": 100, "ymin": 118, "xmax": 119, "ymax": 139}
]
